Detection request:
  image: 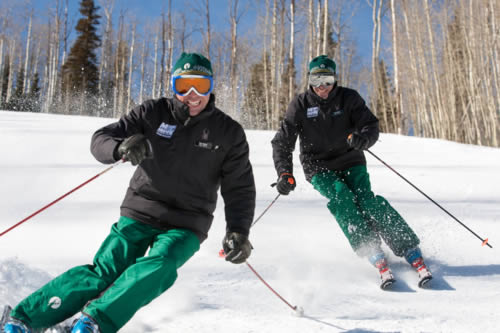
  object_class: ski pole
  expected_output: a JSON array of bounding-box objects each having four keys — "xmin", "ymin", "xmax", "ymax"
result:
[
  {"xmin": 245, "ymin": 261, "xmax": 304, "ymax": 316},
  {"xmin": 251, "ymin": 193, "xmax": 280, "ymax": 227},
  {"xmin": 0, "ymin": 159, "xmax": 124, "ymax": 238},
  {"xmin": 366, "ymin": 149, "xmax": 492, "ymax": 248},
  {"xmin": 219, "ymin": 193, "xmax": 304, "ymax": 316}
]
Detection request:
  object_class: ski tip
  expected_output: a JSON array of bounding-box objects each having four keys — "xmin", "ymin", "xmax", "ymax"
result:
[
  {"xmin": 380, "ymin": 278, "xmax": 396, "ymax": 290},
  {"xmin": 218, "ymin": 249, "xmax": 226, "ymax": 258},
  {"xmin": 418, "ymin": 276, "xmax": 433, "ymax": 288}
]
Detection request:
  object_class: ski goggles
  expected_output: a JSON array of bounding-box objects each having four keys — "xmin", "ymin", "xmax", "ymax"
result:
[
  {"xmin": 308, "ymin": 74, "xmax": 336, "ymax": 87},
  {"xmin": 172, "ymin": 75, "xmax": 213, "ymax": 97}
]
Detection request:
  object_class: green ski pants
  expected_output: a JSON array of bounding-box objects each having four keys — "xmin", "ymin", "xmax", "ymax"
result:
[
  {"xmin": 11, "ymin": 216, "xmax": 200, "ymax": 333},
  {"xmin": 311, "ymin": 165, "xmax": 419, "ymax": 257}
]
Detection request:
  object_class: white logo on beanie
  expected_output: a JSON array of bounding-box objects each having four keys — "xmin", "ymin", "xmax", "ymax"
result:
[
  {"xmin": 48, "ymin": 296, "xmax": 62, "ymax": 309},
  {"xmin": 184, "ymin": 63, "xmax": 191, "ymax": 69}
]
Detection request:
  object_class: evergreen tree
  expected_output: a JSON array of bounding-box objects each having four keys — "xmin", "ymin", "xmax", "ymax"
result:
[
  {"xmin": 242, "ymin": 55, "xmax": 272, "ymax": 129},
  {"xmin": 29, "ymin": 72, "xmax": 41, "ymax": 112},
  {"xmin": 0, "ymin": 57, "xmax": 9, "ymax": 105},
  {"xmin": 62, "ymin": 0, "xmax": 101, "ymax": 97},
  {"xmin": 6, "ymin": 68, "xmax": 27, "ymax": 111}
]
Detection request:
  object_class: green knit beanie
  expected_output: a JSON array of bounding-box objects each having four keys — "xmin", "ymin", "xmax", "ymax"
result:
[
  {"xmin": 308, "ymin": 55, "xmax": 336, "ymax": 74},
  {"xmin": 172, "ymin": 52, "xmax": 213, "ymax": 76}
]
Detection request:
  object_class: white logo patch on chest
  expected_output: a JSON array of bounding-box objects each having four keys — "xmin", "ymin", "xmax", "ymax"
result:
[
  {"xmin": 156, "ymin": 123, "xmax": 177, "ymax": 139},
  {"xmin": 307, "ymin": 106, "xmax": 319, "ymax": 118}
]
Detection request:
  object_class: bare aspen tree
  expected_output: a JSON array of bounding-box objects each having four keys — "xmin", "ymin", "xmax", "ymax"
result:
[
  {"xmin": 6, "ymin": 40, "xmax": 15, "ymax": 103},
  {"xmin": 288, "ymin": 0, "xmax": 295, "ymax": 103},
  {"xmin": 275, "ymin": 0, "xmax": 286, "ymax": 127},
  {"xmin": 400, "ymin": 0, "xmax": 423, "ymax": 135},
  {"xmin": 315, "ymin": 0, "xmax": 321, "ymax": 56},
  {"xmin": 389, "ymin": 0, "xmax": 401, "ymax": 133},
  {"xmin": 152, "ymin": 25, "xmax": 159, "ymax": 99},
  {"xmin": 22, "ymin": 12, "xmax": 32, "ymax": 94},
  {"xmin": 368, "ymin": 0, "xmax": 384, "ymax": 120},
  {"xmin": 322, "ymin": 0, "xmax": 328, "ymax": 54},
  {"xmin": 271, "ymin": 0, "xmax": 277, "ymax": 126},
  {"xmin": 197, "ymin": 0, "xmax": 211, "ymax": 58},
  {"xmin": 126, "ymin": 23, "xmax": 136, "ymax": 112},
  {"xmin": 160, "ymin": 11, "xmax": 166, "ymax": 96},
  {"xmin": 0, "ymin": 35, "xmax": 5, "ymax": 104},
  {"xmin": 229, "ymin": 0, "xmax": 239, "ymax": 118},
  {"xmin": 44, "ymin": 1, "xmax": 62, "ymax": 113},
  {"xmin": 177, "ymin": 13, "xmax": 189, "ymax": 53},
  {"xmin": 166, "ymin": 0, "xmax": 173, "ymax": 94},
  {"xmin": 98, "ymin": 0, "xmax": 115, "ymax": 110},
  {"xmin": 113, "ymin": 13, "xmax": 126, "ymax": 118},
  {"xmin": 263, "ymin": 0, "xmax": 271, "ymax": 129},
  {"xmin": 423, "ymin": 0, "xmax": 446, "ymax": 138},
  {"xmin": 138, "ymin": 38, "xmax": 148, "ymax": 103},
  {"xmin": 308, "ymin": 0, "xmax": 314, "ymax": 61}
]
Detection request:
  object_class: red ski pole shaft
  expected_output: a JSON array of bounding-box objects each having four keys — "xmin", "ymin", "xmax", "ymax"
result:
[
  {"xmin": 0, "ymin": 159, "xmax": 124, "ymax": 238},
  {"xmin": 245, "ymin": 261, "xmax": 298, "ymax": 311}
]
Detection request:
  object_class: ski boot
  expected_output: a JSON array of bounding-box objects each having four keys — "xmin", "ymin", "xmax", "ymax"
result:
[
  {"xmin": 70, "ymin": 315, "xmax": 100, "ymax": 333},
  {"xmin": 2, "ymin": 318, "xmax": 32, "ymax": 333},
  {"xmin": 1, "ymin": 306, "xmax": 31, "ymax": 333},
  {"xmin": 370, "ymin": 253, "xmax": 396, "ymax": 290},
  {"xmin": 405, "ymin": 247, "xmax": 432, "ymax": 288}
]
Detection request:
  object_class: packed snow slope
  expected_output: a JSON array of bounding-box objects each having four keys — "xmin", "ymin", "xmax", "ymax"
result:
[{"xmin": 1, "ymin": 110, "xmax": 499, "ymax": 332}]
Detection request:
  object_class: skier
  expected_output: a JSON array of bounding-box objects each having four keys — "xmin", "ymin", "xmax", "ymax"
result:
[
  {"xmin": 2, "ymin": 52, "xmax": 256, "ymax": 333},
  {"xmin": 271, "ymin": 55, "xmax": 432, "ymax": 289}
]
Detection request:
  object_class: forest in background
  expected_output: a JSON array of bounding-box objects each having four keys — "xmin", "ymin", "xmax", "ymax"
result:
[{"xmin": 0, "ymin": 0, "xmax": 498, "ymax": 147}]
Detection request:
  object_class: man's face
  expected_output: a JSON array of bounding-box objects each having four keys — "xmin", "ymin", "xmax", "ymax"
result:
[
  {"xmin": 176, "ymin": 91, "xmax": 210, "ymax": 116},
  {"xmin": 312, "ymin": 84, "xmax": 334, "ymax": 99}
]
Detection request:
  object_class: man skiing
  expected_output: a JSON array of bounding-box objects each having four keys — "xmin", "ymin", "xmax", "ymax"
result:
[
  {"xmin": 2, "ymin": 52, "xmax": 256, "ymax": 333},
  {"xmin": 271, "ymin": 55, "xmax": 432, "ymax": 290}
]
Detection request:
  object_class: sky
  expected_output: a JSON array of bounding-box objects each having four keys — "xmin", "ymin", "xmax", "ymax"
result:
[
  {"xmin": 30, "ymin": 0, "xmax": 376, "ymax": 67},
  {"xmin": 1, "ymin": 110, "xmax": 499, "ymax": 332}
]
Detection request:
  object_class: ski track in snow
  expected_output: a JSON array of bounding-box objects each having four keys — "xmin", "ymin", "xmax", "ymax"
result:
[{"xmin": 0, "ymin": 111, "xmax": 499, "ymax": 332}]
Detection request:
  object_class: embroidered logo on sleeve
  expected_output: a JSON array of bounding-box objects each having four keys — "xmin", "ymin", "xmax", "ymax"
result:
[
  {"xmin": 156, "ymin": 123, "xmax": 177, "ymax": 139},
  {"xmin": 307, "ymin": 106, "xmax": 319, "ymax": 118}
]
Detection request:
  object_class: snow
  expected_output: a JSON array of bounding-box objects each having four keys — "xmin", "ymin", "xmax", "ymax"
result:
[{"xmin": 1, "ymin": 110, "xmax": 499, "ymax": 332}]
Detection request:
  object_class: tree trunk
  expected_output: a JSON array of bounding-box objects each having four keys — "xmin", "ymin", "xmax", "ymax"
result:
[
  {"xmin": 390, "ymin": 0, "xmax": 401, "ymax": 133},
  {"xmin": 22, "ymin": 13, "xmax": 33, "ymax": 94},
  {"xmin": 322, "ymin": 0, "xmax": 328, "ymax": 54},
  {"xmin": 205, "ymin": 0, "xmax": 211, "ymax": 57},
  {"xmin": 289, "ymin": 0, "xmax": 295, "ymax": 103},
  {"xmin": 263, "ymin": 0, "xmax": 270, "ymax": 129},
  {"xmin": 229, "ymin": 0, "xmax": 239, "ymax": 118},
  {"xmin": 126, "ymin": 24, "xmax": 135, "ymax": 112},
  {"xmin": 152, "ymin": 27, "xmax": 159, "ymax": 99}
]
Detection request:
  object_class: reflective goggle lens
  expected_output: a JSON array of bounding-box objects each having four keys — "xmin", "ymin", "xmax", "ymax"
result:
[
  {"xmin": 173, "ymin": 75, "xmax": 213, "ymax": 96},
  {"xmin": 308, "ymin": 74, "xmax": 335, "ymax": 87}
]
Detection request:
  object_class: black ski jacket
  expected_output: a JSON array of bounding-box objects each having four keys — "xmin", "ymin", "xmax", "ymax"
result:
[
  {"xmin": 91, "ymin": 95, "xmax": 256, "ymax": 243},
  {"xmin": 272, "ymin": 85, "xmax": 379, "ymax": 181}
]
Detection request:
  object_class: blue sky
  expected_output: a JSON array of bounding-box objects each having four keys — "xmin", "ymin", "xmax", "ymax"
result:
[{"xmin": 32, "ymin": 0, "xmax": 375, "ymax": 67}]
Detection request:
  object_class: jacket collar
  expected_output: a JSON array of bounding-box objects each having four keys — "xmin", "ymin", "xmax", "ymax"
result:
[{"xmin": 171, "ymin": 94, "xmax": 216, "ymax": 126}]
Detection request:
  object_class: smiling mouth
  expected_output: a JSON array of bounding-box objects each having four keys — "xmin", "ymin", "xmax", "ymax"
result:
[{"xmin": 187, "ymin": 100, "xmax": 201, "ymax": 107}]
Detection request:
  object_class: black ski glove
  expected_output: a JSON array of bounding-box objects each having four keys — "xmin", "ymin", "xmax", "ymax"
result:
[
  {"xmin": 222, "ymin": 232, "xmax": 252, "ymax": 264},
  {"xmin": 347, "ymin": 132, "xmax": 370, "ymax": 150},
  {"xmin": 117, "ymin": 134, "xmax": 153, "ymax": 165},
  {"xmin": 276, "ymin": 173, "xmax": 296, "ymax": 195}
]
